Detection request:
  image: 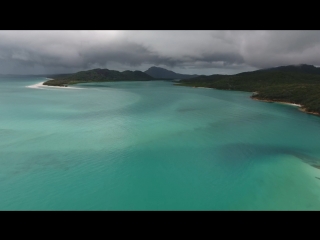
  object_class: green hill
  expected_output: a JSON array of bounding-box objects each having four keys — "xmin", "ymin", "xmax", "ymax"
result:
[
  {"xmin": 43, "ymin": 68, "xmax": 154, "ymax": 86},
  {"xmin": 261, "ymin": 64, "xmax": 320, "ymax": 75},
  {"xmin": 177, "ymin": 65, "xmax": 320, "ymax": 116}
]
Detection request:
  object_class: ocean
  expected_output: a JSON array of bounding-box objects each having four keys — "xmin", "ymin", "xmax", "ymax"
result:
[{"xmin": 0, "ymin": 76, "xmax": 320, "ymax": 210}]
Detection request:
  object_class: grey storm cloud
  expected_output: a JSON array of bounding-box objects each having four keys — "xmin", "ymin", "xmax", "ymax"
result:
[{"xmin": 1, "ymin": 30, "xmax": 320, "ymax": 74}]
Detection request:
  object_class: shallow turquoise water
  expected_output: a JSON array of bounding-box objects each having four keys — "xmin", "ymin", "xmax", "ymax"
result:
[{"xmin": 1, "ymin": 77, "xmax": 320, "ymax": 210}]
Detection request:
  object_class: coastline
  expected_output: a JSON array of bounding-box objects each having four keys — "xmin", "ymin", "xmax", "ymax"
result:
[
  {"xmin": 251, "ymin": 97, "xmax": 302, "ymax": 107},
  {"xmin": 174, "ymin": 83, "xmax": 211, "ymax": 89},
  {"xmin": 177, "ymin": 84, "xmax": 320, "ymax": 117},
  {"xmin": 251, "ymin": 97, "xmax": 320, "ymax": 117},
  {"xmin": 194, "ymin": 86, "xmax": 211, "ymax": 89},
  {"xmin": 298, "ymin": 108, "xmax": 320, "ymax": 116},
  {"xmin": 26, "ymin": 81, "xmax": 82, "ymax": 90}
]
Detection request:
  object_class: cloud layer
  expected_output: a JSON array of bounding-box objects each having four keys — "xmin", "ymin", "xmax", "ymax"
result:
[{"xmin": 1, "ymin": 30, "xmax": 320, "ymax": 74}]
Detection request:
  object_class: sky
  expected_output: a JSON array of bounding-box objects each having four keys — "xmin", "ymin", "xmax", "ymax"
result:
[{"xmin": 1, "ymin": 30, "xmax": 320, "ymax": 75}]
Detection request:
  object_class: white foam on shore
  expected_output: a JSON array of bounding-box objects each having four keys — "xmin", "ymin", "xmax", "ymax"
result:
[{"xmin": 26, "ymin": 82, "xmax": 82, "ymax": 90}]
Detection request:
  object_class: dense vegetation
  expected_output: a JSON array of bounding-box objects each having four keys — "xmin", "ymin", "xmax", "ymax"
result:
[
  {"xmin": 145, "ymin": 66, "xmax": 199, "ymax": 79},
  {"xmin": 43, "ymin": 68, "xmax": 154, "ymax": 86},
  {"xmin": 177, "ymin": 65, "xmax": 320, "ymax": 115}
]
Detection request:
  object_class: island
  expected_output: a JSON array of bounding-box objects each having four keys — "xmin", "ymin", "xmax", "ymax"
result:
[
  {"xmin": 176, "ymin": 64, "xmax": 320, "ymax": 116},
  {"xmin": 42, "ymin": 66, "xmax": 200, "ymax": 87},
  {"xmin": 43, "ymin": 68, "xmax": 155, "ymax": 86}
]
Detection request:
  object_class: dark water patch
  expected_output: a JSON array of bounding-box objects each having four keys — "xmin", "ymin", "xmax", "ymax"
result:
[
  {"xmin": 208, "ymin": 112, "xmax": 276, "ymax": 129},
  {"xmin": 217, "ymin": 143, "xmax": 320, "ymax": 169},
  {"xmin": 0, "ymin": 129, "xmax": 15, "ymax": 134},
  {"xmin": 0, "ymin": 149, "xmax": 121, "ymax": 179},
  {"xmin": 292, "ymin": 153, "xmax": 320, "ymax": 167},
  {"xmin": 0, "ymin": 132, "xmax": 56, "ymax": 149},
  {"xmin": 177, "ymin": 107, "xmax": 203, "ymax": 112}
]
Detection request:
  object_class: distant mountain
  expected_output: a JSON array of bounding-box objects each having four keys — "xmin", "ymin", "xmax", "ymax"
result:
[
  {"xmin": 145, "ymin": 66, "xmax": 199, "ymax": 80},
  {"xmin": 44, "ymin": 68, "xmax": 154, "ymax": 86}
]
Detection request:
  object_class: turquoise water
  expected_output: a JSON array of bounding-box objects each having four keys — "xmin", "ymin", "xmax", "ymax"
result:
[{"xmin": 1, "ymin": 77, "xmax": 320, "ymax": 210}]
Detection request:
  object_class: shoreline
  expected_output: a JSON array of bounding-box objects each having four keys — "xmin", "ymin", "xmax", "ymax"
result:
[
  {"xmin": 251, "ymin": 97, "xmax": 302, "ymax": 107},
  {"xmin": 194, "ymin": 86, "xmax": 211, "ymax": 89},
  {"xmin": 174, "ymin": 83, "xmax": 212, "ymax": 89},
  {"xmin": 298, "ymin": 108, "xmax": 320, "ymax": 116},
  {"xmin": 26, "ymin": 81, "xmax": 82, "ymax": 90},
  {"xmin": 251, "ymin": 97, "xmax": 320, "ymax": 117},
  {"xmin": 176, "ymin": 84, "xmax": 320, "ymax": 117}
]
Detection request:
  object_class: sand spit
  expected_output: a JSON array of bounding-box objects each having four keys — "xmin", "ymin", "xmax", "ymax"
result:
[{"xmin": 26, "ymin": 82, "xmax": 82, "ymax": 90}]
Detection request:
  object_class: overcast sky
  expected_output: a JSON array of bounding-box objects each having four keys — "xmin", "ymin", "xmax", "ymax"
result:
[{"xmin": 1, "ymin": 30, "xmax": 320, "ymax": 75}]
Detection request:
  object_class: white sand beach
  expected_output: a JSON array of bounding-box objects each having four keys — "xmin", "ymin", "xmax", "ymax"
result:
[
  {"xmin": 252, "ymin": 98, "xmax": 302, "ymax": 107},
  {"xmin": 277, "ymin": 102, "xmax": 302, "ymax": 107},
  {"xmin": 26, "ymin": 81, "xmax": 82, "ymax": 90}
]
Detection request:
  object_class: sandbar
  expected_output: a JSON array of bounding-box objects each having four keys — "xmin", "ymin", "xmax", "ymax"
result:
[{"xmin": 26, "ymin": 81, "xmax": 82, "ymax": 90}]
